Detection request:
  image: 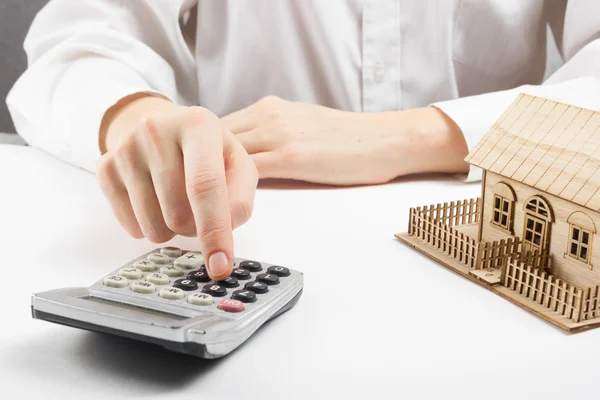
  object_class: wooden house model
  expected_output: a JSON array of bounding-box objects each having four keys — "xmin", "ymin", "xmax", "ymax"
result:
[{"xmin": 396, "ymin": 93, "xmax": 600, "ymax": 332}]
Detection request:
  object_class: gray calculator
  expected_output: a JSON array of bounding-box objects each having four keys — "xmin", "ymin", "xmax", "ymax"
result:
[{"xmin": 31, "ymin": 247, "xmax": 304, "ymax": 358}]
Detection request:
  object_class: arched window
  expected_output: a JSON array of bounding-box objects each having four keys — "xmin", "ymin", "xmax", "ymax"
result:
[
  {"xmin": 490, "ymin": 182, "xmax": 516, "ymax": 233},
  {"xmin": 567, "ymin": 211, "xmax": 596, "ymax": 267}
]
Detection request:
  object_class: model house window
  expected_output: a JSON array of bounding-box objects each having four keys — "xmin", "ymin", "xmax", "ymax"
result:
[
  {"xmin": 490, "ymin": 182, "xmax": 516, "ymax": 234},
  {"xmin": 492, "ymin": 195, "xmax": 511, "ymax": 230},
  {"xmin": 566, "ymin": 212, "xmax": 596, "ymax": 267}
]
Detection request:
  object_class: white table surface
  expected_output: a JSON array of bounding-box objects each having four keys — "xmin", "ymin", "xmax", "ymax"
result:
[{"xmin": 1, "ymin": 145, "xmax": 597, "ymax": 400}]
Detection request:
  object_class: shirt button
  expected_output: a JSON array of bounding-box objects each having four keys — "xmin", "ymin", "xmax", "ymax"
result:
[{"xmin": 373, "ymin": 62, "xmax": 386, "ymax": 83}]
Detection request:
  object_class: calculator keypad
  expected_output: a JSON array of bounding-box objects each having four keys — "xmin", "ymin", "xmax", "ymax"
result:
[
  {"xmin": 173, "ymin": 278, "xmax": 198, "ymax": 291},
  {"xmin": 187, "ymin": 293, "xmax": 213, "ymax": 306},
  {"xmin": 119, "ymin": 267, "xmax": 143, "ymax": 280},
  {"xmin": 104, "ymin": 275, "xmax": 128, "ymax": 288},
  {"xmin": 160, "ymin": 265, "xmax": 184, "ymax": 277},
  {"xmin": 148, "ymin": 253, "xmax": 170, "ymax": 264},
  {"xmin": 100, "ymin": 247, "xmax": 295, "ymax": 314},
  {"xmin": 159, "ymin": 287, "xmax": 185, "ymax": 300},
  {"xmin": 244, "ymin": 281, "xmax": 268, "ymax": 294},
  {"xmin": 133, "ymin": 260, "xmax": 157, "ymax": 272},
  {"xmin": 130, "ymin": 280, "xmax": 155, "ymax": 294},
  {"xmin": 146, "ymin": 273, "xmax": 170, "ymax": 285}
]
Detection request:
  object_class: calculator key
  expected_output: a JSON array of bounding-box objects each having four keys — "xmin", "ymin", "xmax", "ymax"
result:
[
  {"xmin": 173, "ymin": 278, "xmax": 198, "ymax": 291},
  {"xmin": 202, "ymin": 284, "xmax": 227, "ymax": 297},
  {"xmin": 257, "ymin": 273, "xmax": 280, "ymax": 285},
  {"xmin": 187, "ymin": 293, "xmax": 213, "ymax": 306},
  {"xmin": 119, "ymin": 267, "xmax": 143, "ymax": 280},
  {"xmin": 217, "ymin": 299, "xmax": 244, "ymax": 313},
  {"xmin": 145, "ymin": 273, "xmax": 170, "ymax": 285},
  {"xmin": 130, "ymin": 280, "xmax": 155, "ymax": 294},
  {"xmin": 231, "ymin": 268, "xmax": 251, "ymax": 280},
  {"xmin": 103, "ymin": 275, "xmax": 128, "ymax": 288},
  {"xmin": 187, "ymin": 270, "xmax": 211, "ymax": 282},
  {"xmin": 239, "ymin": 260, "xmax": 262, "ymax": 272},
  {"xmin": 267, "ymin": 265, "xmax": 290, "ymax": 277},
  {"xmin": 174, "ymin": 252, "xmax": 204, "ymax": 269},
  {"xmin": 133, "ymin": 260, "xmax": 157, "ymax": 272},
  {"xmin": 244, "ymin": 281, "xmax": 268, "ymax": 294},
  {"xmin": 217, "ymin": 277, "xmax": 239, "ymax": 288},
  {"xmin": 232, "ymin": 290, "xmax": 257, "ymax": 303},
  {"xmin": 160, "ymin": 246, "xmax": 182, "ymax": 257},
  {"xmin": 148, "ymin": 253, "xmax": 170, "ymax": 264},
  {"xmin": 159, "ymin": 287, "xmax": 185, "ymax": 300},
  {"xmin": 160, "ymin": 265, "xmax": 184, "ymax": 277}
]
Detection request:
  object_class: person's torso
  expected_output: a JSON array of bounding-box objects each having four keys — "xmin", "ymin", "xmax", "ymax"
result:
[{"xmin": 192, "ymin": 0, "xmax": 551, "ymax": 116}]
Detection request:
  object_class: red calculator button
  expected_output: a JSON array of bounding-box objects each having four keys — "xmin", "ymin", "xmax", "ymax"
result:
[{"xmin": 217, "ymin": 299, "xmax": 245, "ymax": 313}]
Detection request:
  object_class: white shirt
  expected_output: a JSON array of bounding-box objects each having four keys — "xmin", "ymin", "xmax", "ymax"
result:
[{"xmin": 7, "ymin": 0, "xmax": 600, "ymax": 182}]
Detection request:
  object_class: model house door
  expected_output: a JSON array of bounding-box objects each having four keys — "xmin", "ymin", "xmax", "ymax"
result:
[{"xmin": 523, "ymin": 213, "xmax": 548, "ymax": 254}]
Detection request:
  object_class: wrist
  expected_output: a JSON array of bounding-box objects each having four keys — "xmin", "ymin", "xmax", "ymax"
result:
[
  {"xmin": 99, "ymin": 93, "xmax": 179, "ymax": 153},
  {"xmin": 362, "ymin": 107, "xmax": 470, "ymax": 177}
]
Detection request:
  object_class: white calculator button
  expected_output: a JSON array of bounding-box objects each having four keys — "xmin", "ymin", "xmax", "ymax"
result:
[
  {"xmin": 130, "ymin": 280, "xmax": 155, "ymax": 294},
  {"xmin": 187, "ymin": 293, "xmax": 213, "ymax": 306},
  {"xmin": 160, "ymin": 265, "xmax": 184, "ymax": 277},
  {"xmin": 160, "ymin": 247, "xmax": 182, "ymax": 257},
  {"xmin": 147, "ymin": 253, "xmax": 170, "ymax": 264},
  {"xmin": 145, "ymin": 273, "xmax": 170, "ymax": 285},
  {"xmin": 174, "ymin": 252, "xmax": 204, "ymax": 269},
  {"xmin": 159, "ymin": 287, "xmax": 185, "ymax": 300},
  {"xmin": 103, "ymin": 275, "xmax": 128, "ymax": 288},
  {"xmin": 119, "ymin": 267, "xmax": 143, "ymax": 280},
  {"xmin": 133, "ymin": 260, "xmax": 157, "ymax": 272}
]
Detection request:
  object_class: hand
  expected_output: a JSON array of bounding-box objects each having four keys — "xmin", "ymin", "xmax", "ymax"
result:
[
  {"xmin": 222, "ymin": 96, "xmax": 469, "ymax": 185},
  {"xmin": 97, "ymin": 95, "xmax": 258, "ymax": 280}
]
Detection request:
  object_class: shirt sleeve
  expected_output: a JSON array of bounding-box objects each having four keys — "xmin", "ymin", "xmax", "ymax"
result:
[
  {"xmin": 6, "ymin": 0, "xmax": 198, "ymax": 173},
  {"xmin": 432, "ymin": 0, "xmax": 600, "ymax": 184}
]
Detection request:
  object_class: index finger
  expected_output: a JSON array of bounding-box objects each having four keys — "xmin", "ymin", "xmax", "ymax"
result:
[{"xmin": 178, "ymin": 107, "xmax": 234, "ymax": 280}]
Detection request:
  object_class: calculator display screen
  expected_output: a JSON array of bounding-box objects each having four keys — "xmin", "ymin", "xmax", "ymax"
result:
[{"xmin": 83, "ymin": 296, "xmax": 190, "ymax": 321}]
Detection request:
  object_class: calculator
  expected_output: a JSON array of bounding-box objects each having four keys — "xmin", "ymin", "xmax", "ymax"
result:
[{"xmin": 30, "ymin": 247, "xmax": 304, "ymax": 359}]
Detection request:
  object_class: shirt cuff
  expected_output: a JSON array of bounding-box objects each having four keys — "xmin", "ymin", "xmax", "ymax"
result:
[{"xmin": 431, "ymin": 89, "xmax": 522, "ymax": 183}]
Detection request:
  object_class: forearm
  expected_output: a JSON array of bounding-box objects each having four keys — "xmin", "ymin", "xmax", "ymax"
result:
[{"xmin": 356, "ymin": 107, "xmax": 470, "ymax": 177}]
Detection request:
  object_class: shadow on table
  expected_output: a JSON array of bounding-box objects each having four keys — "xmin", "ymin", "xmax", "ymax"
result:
[
  {"xmin": 257, "ymin": 172, "xmax": 458, "ymax": 191},
  {"xmin": 7, "ymin": 330, "xmax": 223, "ymax": 392}
]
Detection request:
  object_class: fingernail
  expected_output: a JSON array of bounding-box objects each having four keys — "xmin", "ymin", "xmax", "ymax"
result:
[{"xmin": 208, "ymin": 252, "xmax": 229, "ymax": 277}]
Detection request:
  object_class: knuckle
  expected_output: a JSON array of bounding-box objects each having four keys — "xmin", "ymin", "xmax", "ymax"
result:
[
  {"xmin": 257, "ymin": 96, "xmax": 284, "ymax": 119},
  {"xmin": 144, "ymin": 226, "xmax": 174, "ymax": 243},
  {"xmin": 183, "ymin": 106, "xmax": 218, "ymax": 127},
  {"xmin": 95, "ymin": 154, "xmax": 114, "ymax": 180},
  {"xmin": 187, "ymin": 169, "xmax": 222, "ymax": 197},
  {"xmin": 164, "ymin": 207, "xmax": 194, "ymax": 233},
  {"xmin": 198, "ymin": 222, "xmax": 231, "ymax": 247},
  {"xmin": 138, "ymin": 115, "xmax": 162, "ymax": 148},
  {"xmin": 231, "ymin": 199, "xmax": 253, "ymax": 225}
]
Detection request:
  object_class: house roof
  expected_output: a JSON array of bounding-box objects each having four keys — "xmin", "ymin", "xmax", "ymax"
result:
[{"xmin": 465, "ymin": 94, "xmax": 600, "ymax": 211}]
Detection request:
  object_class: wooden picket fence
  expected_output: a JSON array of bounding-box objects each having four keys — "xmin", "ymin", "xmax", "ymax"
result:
[
  {"xmin": 408, "ymin": 206, "xmax": 479, "ymax": 268},
  {"xmin": 581, "ymin": 286, "xmax": 600, "ymax": 320},
  {"xmin": 408, "ymin": 198, "xmax": 481, "ymax": 229},
  {"xmin": 502, "ymin": 255, "xmax": 585, "ymax": 322},
  {"xmin": 476, "ymin": 237, "xmax": 521, "ymax": 270}
]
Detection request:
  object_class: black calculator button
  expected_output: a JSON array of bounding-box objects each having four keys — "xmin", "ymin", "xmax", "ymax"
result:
[
  {"xmin": 187, "ymin": 270, "xmax": 211, "ymax": 282},
  {"xmin": 239, "ymin": 260, "xmax": 262, "ymax": 272},
  {"xmin": 232, "ymin": 290, "xmax": 257, "ymax": 303},
  {"xmin": 267, "ymin": 265, "xmax": 290, "ymax": 277},
  {"xmin": 231, "ymin": 268, "xmax": 251, "ymax": 280},
  {"xmin": 257, "ymin": 273, "xmax": 280, "ymax": 285},
  {"xmin": 244, "ymin": 281, "xmax": 268, "ymax": 294},
  {"xmin": 202, "ymin": 284, "xmax": 227, "ymax": 297},
  {"xmin": 218, "ymin": 277, "xmax": 239, "ymax": 288},
  {"xmin": 173, "ymin": 279, "xmax": 198, "ymax": 291}
]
